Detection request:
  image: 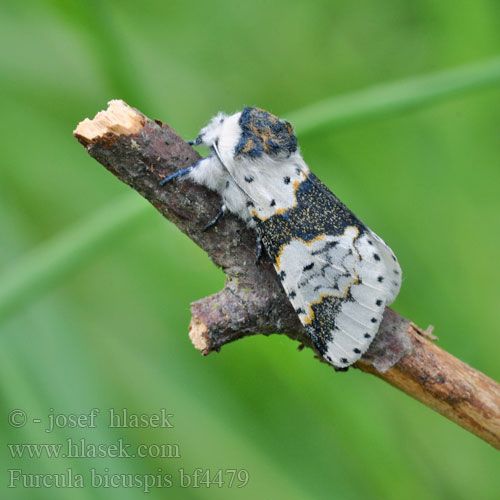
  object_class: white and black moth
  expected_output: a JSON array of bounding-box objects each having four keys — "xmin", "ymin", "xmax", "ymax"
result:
[{"xmin": 161, "ymin": 107, "xmax": 402, "ymax": 369}]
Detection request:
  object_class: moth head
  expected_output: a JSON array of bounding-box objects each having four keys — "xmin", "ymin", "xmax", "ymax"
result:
[
  {"xmin": 193, "ymin": 112, "xmax": 229, "ymax": 148},
  {"xmin": 192, "ymin": 107, "xmax": 297, "ymax": 162}
]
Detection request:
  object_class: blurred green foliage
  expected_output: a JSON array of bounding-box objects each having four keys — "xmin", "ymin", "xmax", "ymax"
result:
[{"xmin": 1, "ymin": 1, "xmax": 500, "ymax": 499}]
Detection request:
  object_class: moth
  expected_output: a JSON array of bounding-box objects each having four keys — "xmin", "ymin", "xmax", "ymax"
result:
[{"xmin": 160, "ymin": 107, "xmax": 402, "ymax": 369}]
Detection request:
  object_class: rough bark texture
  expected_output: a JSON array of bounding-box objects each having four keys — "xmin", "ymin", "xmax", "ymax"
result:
[{"xmin": 74, "ymin": 100, "xmax": 500, "ymax": 450}]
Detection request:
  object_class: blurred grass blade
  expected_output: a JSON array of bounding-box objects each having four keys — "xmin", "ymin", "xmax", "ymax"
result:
[
  {"xmin": 289, "ymin": 56, "xmax": 500, "ymax": 136},
  {"xmin": 49, "ymin": 0, "xmax": 147, "ymax": 110},
  {"xmin": 0, "ymin": 195, "xmax": 149, "ymax": 324},
  {"xmin": 2, "ymin": 56, "xmax": 500, "ymax": 325}
]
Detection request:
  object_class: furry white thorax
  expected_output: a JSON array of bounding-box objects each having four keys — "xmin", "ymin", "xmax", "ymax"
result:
[{"xmin": 188, "ymin": 111, "xmax": 308, "ymax": 227}]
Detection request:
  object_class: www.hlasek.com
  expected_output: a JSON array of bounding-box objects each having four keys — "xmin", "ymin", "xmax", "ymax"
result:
[
  {"xmin": 8, "ymin": 469, "xmax": 250, "ymax": 492},
  {"xmin": 8, "ymin": 438, "xmax": 180, "ymax": 459}
]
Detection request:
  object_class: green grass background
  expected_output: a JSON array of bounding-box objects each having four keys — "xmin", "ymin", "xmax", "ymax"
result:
[{"xmin": 1, "ymin": 0, "xmax": 500, "ymax": 498}]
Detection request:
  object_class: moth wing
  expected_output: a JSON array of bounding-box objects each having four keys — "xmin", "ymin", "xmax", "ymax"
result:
[
  {"xmin": 360, "ymin": 230, "xmax": 402, "ymax": 305},
  {"xmin": 305, "ymin": 170, "xmax": 402, "ymax": 303},
  {"xmin": 276, "ymin": 226, "xmax": 395, "ymax": 367},
  {"xmin": 245, "ymin": 168, "xmax": 402, "ymax": 369},
  {"xmin": 236, "ymin": 157, "xmax": 402, "ymax": 369}
]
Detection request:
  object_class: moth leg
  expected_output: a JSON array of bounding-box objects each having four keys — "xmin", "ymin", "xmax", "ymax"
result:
[
  {"xmin": 202, "ymin": 204, "xmax": 226, "ymax": 232},
  {"xmin": 255, "ymin": 233, "xmax": 263, "ymax": 264},
  {"xmin": 159, "ymin": 159, "xmax": 202, "ymax": 186},
  {"xmin": 188, "ymin": 136, "xmax": 203, "ymax": 146},
  {"xmin": 334, "ymin": 366, "xmax": 349, "ymax": 373}
]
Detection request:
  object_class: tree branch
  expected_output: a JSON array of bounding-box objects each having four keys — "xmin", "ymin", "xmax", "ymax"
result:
[{"xmin": 74, "ymin": 100, "xmax": 500, "ymax": 450}]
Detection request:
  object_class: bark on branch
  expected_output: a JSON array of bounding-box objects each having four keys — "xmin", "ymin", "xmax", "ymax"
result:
[{"xmin": 74, "ymin": 100, "xmax": 500, "ymax": 450}]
